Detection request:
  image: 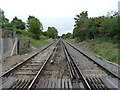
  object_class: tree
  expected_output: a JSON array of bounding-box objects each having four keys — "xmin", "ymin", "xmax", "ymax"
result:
[
  {"xmin": 74, "ymin": 11, "xmax": 88, "ymax": 29},
  {"xmin": 28, "ymin": 17, "xmax": 43, "ymax": 39},
  {"xmin": 0, "ymin": 10, "xmax": 10, "ymax": 29},
  {"xmin": 62, "ymin": 33, "xmax": 73, "ymax": 39},
  {"xmin": 11, "ymin": 16, "xmax": 25, "ymax": 30},
  {"xmin": 27, "ymin": 15, "xmax": 35, "ymax": 22},
  {"xmin": 73, "ymin": 11, "xmax": 119, "ymax": 42},
  {"xmin": 47, "ymin": 27, "xmax": 58, "ymax": 39},
  {"xmin": 73, "ymin": 11, "xmax": 88, "ymax": 41}
]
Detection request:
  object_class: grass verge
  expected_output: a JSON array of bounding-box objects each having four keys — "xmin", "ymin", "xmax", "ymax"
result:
[
  {"xmin": 67, "ymin": 38, "xmax": 119, "ymax": 65},
  {"xmin": 30, "ymin": 39, "xmax": 52, "ymax": 48}
]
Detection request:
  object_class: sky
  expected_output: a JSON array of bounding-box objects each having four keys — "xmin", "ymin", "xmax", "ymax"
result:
[{"xmin": 0, "ymin": 0, "xmax": 119, "ymax": 36}]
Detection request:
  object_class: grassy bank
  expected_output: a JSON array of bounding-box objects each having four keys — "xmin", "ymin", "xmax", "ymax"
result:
[
  {"xmin": 18, "ymin": 35, "xmax": 53, "ymax": 53},
  {"xmin": 31, "ymin": 39, "xmax": 52, "ymax": 48},
  {"xmin": 67, "ymin": 38, "xmax": 119, "ymax": 65}
]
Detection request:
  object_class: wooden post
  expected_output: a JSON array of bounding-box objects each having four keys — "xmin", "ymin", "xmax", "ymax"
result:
[{"xmin": 11, "ymin": 38, "xmax": 17, "ymax": 56}]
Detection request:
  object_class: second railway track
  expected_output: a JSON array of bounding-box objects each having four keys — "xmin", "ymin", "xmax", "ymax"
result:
[{"xmin": 63, "ymin": 40, "xmax": 120, "ymax": 89}]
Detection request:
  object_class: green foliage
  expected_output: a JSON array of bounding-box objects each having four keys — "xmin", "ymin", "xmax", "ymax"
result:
[
  {"xmin": 62, "ymin": 33, "xmax": 73, "ymax": 39},
  {"xmin": 42, "ymin": 31, "xmax": 48, "ymax": 36},
  {"xmin": 47, "ymin": 27, "xmax": 58, "ymax": 39},
  {"xmin": 27, "ymin": 15, "xmax": 35, "ymax": 23},
  {"xmin": 11, "ymin": 16, "xmax": 25, "ymax": 30},
  {"xmin": 27, "ymin": 17, "xmax": 43, "ymax": 39},
  {"xmin": 1, "ymin": 10, "xmax": 59, "ymax": 40},
  {"xmin": 40, "ymin": 35, "xmax": 48, "ymax": 40},
  {"xmin": 0, "ymin": 10, "xmax": 10, "ymax": 29},
  {"xmin": 73, "ymin": 11, "xmax": 119, "ymax": 42},
  {"xmin": 16, "ymin": 29, "xmax": 34, "ymax": 37},
  {"xmin": 31, "ymin": 39, "xmax": 51, "ymax": 48}
]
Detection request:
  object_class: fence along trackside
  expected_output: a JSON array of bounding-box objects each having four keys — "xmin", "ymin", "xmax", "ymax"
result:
[
  {"xmin": 0, "ymin": 30, "xmax": 31, "ymax": 62},
  {"xmin": 0, "ymin": 29, "xmax": 17, "ymax": 62},
  {"xmin": 0, "ymin": 38, "xmax": 17, "ymax": 62}
]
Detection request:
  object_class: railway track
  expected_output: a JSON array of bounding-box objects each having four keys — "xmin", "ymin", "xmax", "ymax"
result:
[
  {"xmin": 31, "ymin": 39, "xmax": 71, "ymax": 89},
  {"xmin": 1, "ymin": 39, "xmax": 120, "ymax": 89},
  {"xmin": 30, "ymin": 39, "xmax": 88, "ymax": 89},
  {"xmin": 1, "ymin": 40, "xmax": 58, "ymax": 89},
  {"xmin": 63, "ymin": 39, "xmax": 120, "ymax": 89},
  {"xmin": 62, "ymin": 40, "xmax": 92, "ymax": 90}
]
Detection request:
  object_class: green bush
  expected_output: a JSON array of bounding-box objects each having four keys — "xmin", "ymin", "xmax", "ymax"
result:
[
  {"xmin": 16, "ymin": 29, "xmax": 35, "ymax": 37},
  {"xmin": 31, "ymin": 39, "xmax": 51, "ymax": 48},
  {"xmin": 40, "ymin": 35, "xmax": 48, "ymax": 40}
]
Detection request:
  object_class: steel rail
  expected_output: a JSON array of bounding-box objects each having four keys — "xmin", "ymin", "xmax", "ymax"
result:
[
  {"xmin": 64, "ymin": 40, "xmax": 120, "ymax": 80},
  {"xmin": 0, "ymin": 41, "xmax": 55, "ymax": 77},
  {"xmin": 61, "ymin": 39, "xmax": 92, "ymax": 90},
  {"xmin": 50, "ymin": 44, "xmax": 58, "ymax": 63},
  {"xmin": 28, "ymin": 41, "xmax": 59, "ymax": 90}
]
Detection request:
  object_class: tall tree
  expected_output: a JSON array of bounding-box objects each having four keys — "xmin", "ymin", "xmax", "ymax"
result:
[
  {"xmin": 47, "ymin": 27, "xmax": 58, "ymax": 39},
  {"xmin": 11, "ymin": 16, "xmax": 25, "ymax": 30},
  {"xmin": 62, "ymin": 33, "xmax": 73, "ymax": 39},
  {"xmin": 0, "ymin": 10, "xmax": 10, "ymax": 29},
  {"xmin": 27, "ymin": 15, "xmax": 35, "ymax": 23},
  {"xmin": 73, "ymin": 11, "xmax": 119, "ymax": 42},
  {"xmin": 28, "ymin": 17, "xmax": 43, "ymax": 39},
  {"xmin": 73, "ymin": 11, "xmax": 88, "ymax": 41}
]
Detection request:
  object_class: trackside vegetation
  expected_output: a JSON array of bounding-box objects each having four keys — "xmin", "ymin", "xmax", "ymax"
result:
[
  {"xmin": 63, "ymin": 11, "xmax": 119, "ymax": 65},
  {"xmin": 1, "ymin": 10, "xmax": 58, "ymax": 48}
]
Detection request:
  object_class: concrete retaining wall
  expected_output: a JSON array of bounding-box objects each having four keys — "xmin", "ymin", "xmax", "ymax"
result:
[{"xmin": 0, "ymin": 38, "xmax": 16, "ymax": 62}]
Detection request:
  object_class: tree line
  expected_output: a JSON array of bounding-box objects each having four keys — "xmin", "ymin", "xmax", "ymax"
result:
[
  {"xmin": 1, "ymin": 9, "xmax": 58, "ymax": 39},
  {"xmin": 62, "ymin": 11, "xmax": 119, "ymax": 43}
]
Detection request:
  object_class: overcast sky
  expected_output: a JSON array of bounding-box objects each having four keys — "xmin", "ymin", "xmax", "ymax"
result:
[{"xmin": 0, "ymin": 0, "xmax": 119, "ymax": 36}]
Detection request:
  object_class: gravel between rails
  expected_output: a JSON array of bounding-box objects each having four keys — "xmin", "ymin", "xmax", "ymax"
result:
[
  {"xmin": 64, "ymin": 42, "xmax": 120, "ymax": 78},
  {"xmin": 37, "ymin": 41, "xmax": 69, "ymax": 81}
]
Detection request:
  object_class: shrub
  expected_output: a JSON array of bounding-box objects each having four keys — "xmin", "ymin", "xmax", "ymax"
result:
[
  {"xmin": 40, "ymin": 35, "xmax": 48, "ymax": 40},
  {"xmin": 16, "ymin": 29, "xmax": 35, "ymax": 37}
]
